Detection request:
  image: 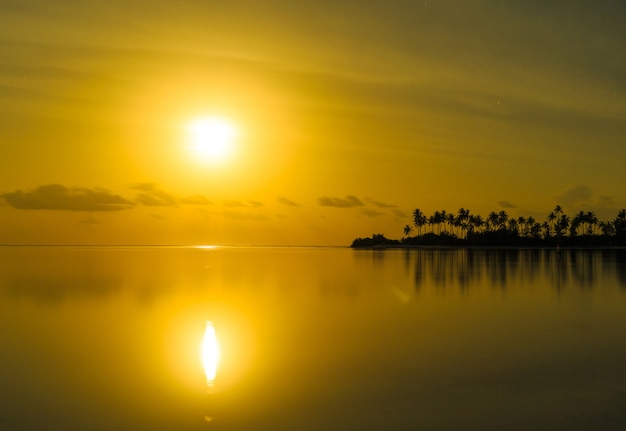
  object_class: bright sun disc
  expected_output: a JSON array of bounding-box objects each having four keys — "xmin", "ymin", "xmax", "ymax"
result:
[{"xmin": 186, "ymin": 117, "xmax": 237, "ymax": 164}]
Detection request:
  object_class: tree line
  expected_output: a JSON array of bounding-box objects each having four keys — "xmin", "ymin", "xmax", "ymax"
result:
[{"xmin": 351, "ymin": 205, "xmax": 626, "ymax": 247}]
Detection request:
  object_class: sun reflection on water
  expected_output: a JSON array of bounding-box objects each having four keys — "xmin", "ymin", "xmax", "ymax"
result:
[{"xmin": 202, "ymin": 321, "xmax": 220, "ymax": 388}]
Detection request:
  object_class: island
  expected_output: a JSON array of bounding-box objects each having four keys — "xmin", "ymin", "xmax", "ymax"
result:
[{"xmin": 351, "ymin": 206, "xmax": 626, "ymax": 248}]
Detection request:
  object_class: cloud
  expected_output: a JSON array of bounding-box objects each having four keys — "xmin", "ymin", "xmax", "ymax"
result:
[
  {"xmin": 1, "ymin": 184, "xmax": 133, "ymax": 211},
  {"xmin": 223, "ymin": 200, "xmax": 264, "ymax": 208},
  {"xmin": 132, "ymin": 183, "xmax": 178, "ymax": 207},
  {"xmin": 365, "ymin": 198, "xmax": 398, "ymax": 208},
  {"xmin": 278, "ymin": 197, "xmax": 301, "ymax": 207},
  {"xmin": 361, "ymin": 208, "xmax": 384, "ymax": 217},
  {"xmin": 180, "ymin": 195, "xmax": 212, "ymax": 205},
  {"xmin": 498, "ymin": 201, "xmax": 517, "ymax": 209},
  {"xmin": 556, "ymin": 185, "xmax": 593, "ymax": 206},
  {"xmin": 391, "ymin": 209, "xmax": 407, "ymax": 218},
  {"xmin": 318, "ymin": 195, "xmax": 364, "ymax": 208},
  {"xmin": 598, "ymin": 195, "xmax": 617, "ymax": 207}
]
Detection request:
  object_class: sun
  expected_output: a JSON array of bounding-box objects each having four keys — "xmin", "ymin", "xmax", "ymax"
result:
[{"xmin": 186, "ymin": 117, "xmax": 238, "ymax": 164}]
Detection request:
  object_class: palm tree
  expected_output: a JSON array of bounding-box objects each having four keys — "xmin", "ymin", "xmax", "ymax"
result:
[
  {"xmin": 530, "ymin": 220, "xmax": 542, "ymax": 239},
  {"xmin": 440, "ymin": 210, "xmax": 448, "ymax": 234},
  {"xmin": 599, "ymin": 221, "xmax": 615, "ymax": 236},
  {"xmin": 554, "ymin": 205, "xmax": 564, "ymax": 218},
  {"xmin": 614, "ymin": 209, "xmax": 626, "ymax": 244},
  {"xmin": 546, "ymin": 211, "xmax": 556, "ymax": 237},
  {"xmin": 553, "ymin": 205, "xmax": 566, "ymax": 239},
  {"xmin": 572, "ymin": 211, "xmax": 585, "ymax": 236},
  {"xmin": 457, "ymin": 208, "xmax": 470, "ymax": 237},
  {"xmin": 470, "ymin": 214, "xmax": 484, "ymax": 234},
  {"xmin": 524, "ymin": 216, "xmax": 536, "ymax": 238},
  {"xmin": 428, "ymin": 212, "xmax": 438, "ymax": 233},
  {"xmin": 412, "ymin": 209, "xmax": 427, "ymax": 235},
  {"xmin": 542, "ymin": 221, "xmax": 551, "ymax": 239},
  {"xmin": 403, "ymin": 224, "xmax": 413, "ymax": 238},
  {"xmin": 446, "ymin": 212, "xmax": 456, "ymax": 235},
  {"xmin": 428, "ymin": 210, "xmax": 446, "ymax": 234},
  {"xmin": 487, "ymin": 211, "xmax": 498, "ymax": 231},
  {"xmin": 555, "ymin": 214, "xmax": 569, "ymax": 238},
  {"xmin": 586, "ymin": 211, "xmax": 598, "ymax": 235},
  {"xmin": 507, "ymin": 218, "xmax": 519, "ymax": 236},
  {"xmin": 497, "ymin": 210, "xmax": 509, "ymax": 231},
  {"xmin": 517, "ymin": 216, "xmax": 527, "ymax": 237}
]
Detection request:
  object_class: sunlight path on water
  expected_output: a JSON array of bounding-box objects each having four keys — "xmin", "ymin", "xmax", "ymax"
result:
[{"xmin": 202, "ymin": 321, "xmax": 220, "ymax": 388}]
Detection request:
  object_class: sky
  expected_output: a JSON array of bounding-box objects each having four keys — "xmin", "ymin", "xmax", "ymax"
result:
[{"xmin": 1, "ymin": 0, "xmax": 625, "ymax": 245}]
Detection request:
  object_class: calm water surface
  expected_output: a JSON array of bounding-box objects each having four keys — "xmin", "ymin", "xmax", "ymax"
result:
[{"xmin": 1, "ymin": 246, "xmax": 626, "ymax": 430}]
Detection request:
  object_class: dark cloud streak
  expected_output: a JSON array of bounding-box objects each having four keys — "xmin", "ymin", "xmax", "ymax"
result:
[
  {"xmin": 318, "ymin": 195, "xmax": 364, "ymax": 208},
  {"xmin": 132, "ymin": 183, "xmax": 178, "ymax": 207},
  {"xmin": 278, "ymin": 197, "xmax": 301, "ymax": 207},
  {"xmin": 556, "ymin": 185, "xmax": 593, "ymax": 206},
  {"xmin": 366, "ymin": 198, "xmax": 398, "ymax": 208},
  {"xmin": 498, "ymin": 201, "xmax": 517, "ymax": 209},
  {"xmin": 1, "ymin": 184, "xmax": 132, "ymax": 211}
]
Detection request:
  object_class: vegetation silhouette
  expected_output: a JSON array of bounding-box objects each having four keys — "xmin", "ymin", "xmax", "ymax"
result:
[{"xmin": 351, "ymin": 206, "xmax": 626, "ymax": 248}]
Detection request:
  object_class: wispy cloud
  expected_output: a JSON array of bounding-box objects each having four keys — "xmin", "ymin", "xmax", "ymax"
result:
[
  {"xmin": 133, "ymin": 183, "xmax": 178, "ymax": 207},
  {"xmin": 556, "ymin": 185, "xmax": 593, "ymax": 206},
  {"xmin": 365, "ymin": 198, "xmax": 398, "ymax": 208},
  {"xmin": 1, "ymin": 184, "xmax": 132, "ymax": 211},
  {"xmin": 278, "ymin": 197, "xmax": 301, "ymax": 207},
  {"xmin": 361, "ymin": 208, "xmax": 384, "ymax": 217},
  {"xmin": 391, "ymin": 209, "xmax": 407, "ymax": 218},
  {"xmin": 318, "ymin": 195, "xmax": 364, "ymax": 208},
  {"xmin": 598, "ymin": 195, "xmax": 617, "ymax": 207}
]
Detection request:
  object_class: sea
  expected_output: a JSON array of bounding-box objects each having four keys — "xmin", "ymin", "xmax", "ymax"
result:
[{"xmin": 1, "ymin": 245, "xmax": 626, "ymax": 430}]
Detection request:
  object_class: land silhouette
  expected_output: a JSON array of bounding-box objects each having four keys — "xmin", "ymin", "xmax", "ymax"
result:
[{"xmin": 351, "ymin": 206, "xmax": 626, "ymax": 248}]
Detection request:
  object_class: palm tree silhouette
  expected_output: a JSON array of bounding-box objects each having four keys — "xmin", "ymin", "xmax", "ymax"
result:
[
  {"xmin": 547, "ymin": 211, "xmax": 556, "ymax": 238},
  {"xmin": 446, "ymin": 212, "xmax": 456, "ymax": 235},
  {"xmin": 412, "ymin": 208, "xmax": 427, "ymax": 235},
  {"xmin": 497, "ymin": 210, "xmax": 509, "ymax": 231},
  {"xmin": 403, "ymin": 224, "xmax": 413, "ymax": 238},
  {"xmin": 572, "ymin": 211, "xmax": 585, "ymax": 236},
  {"xmin": 586, "ymin": 211, "xmax": 598, "ymax": 235},
  {"xmin": 457, "ymin": 208, "xmax": 470, "ymax": 237},
  {"xmin": 469, "ymin": 214, "xmax": 484, "ymax": 234},
  {"xmin": 487, "ymin": 211, "xmax": 498, "ymax": 232}
]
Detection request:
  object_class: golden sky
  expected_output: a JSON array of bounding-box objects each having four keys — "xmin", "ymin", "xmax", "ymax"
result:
[{"xmin": 1, "ymin": 0, "xmax": 625, "ymax": 245}]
